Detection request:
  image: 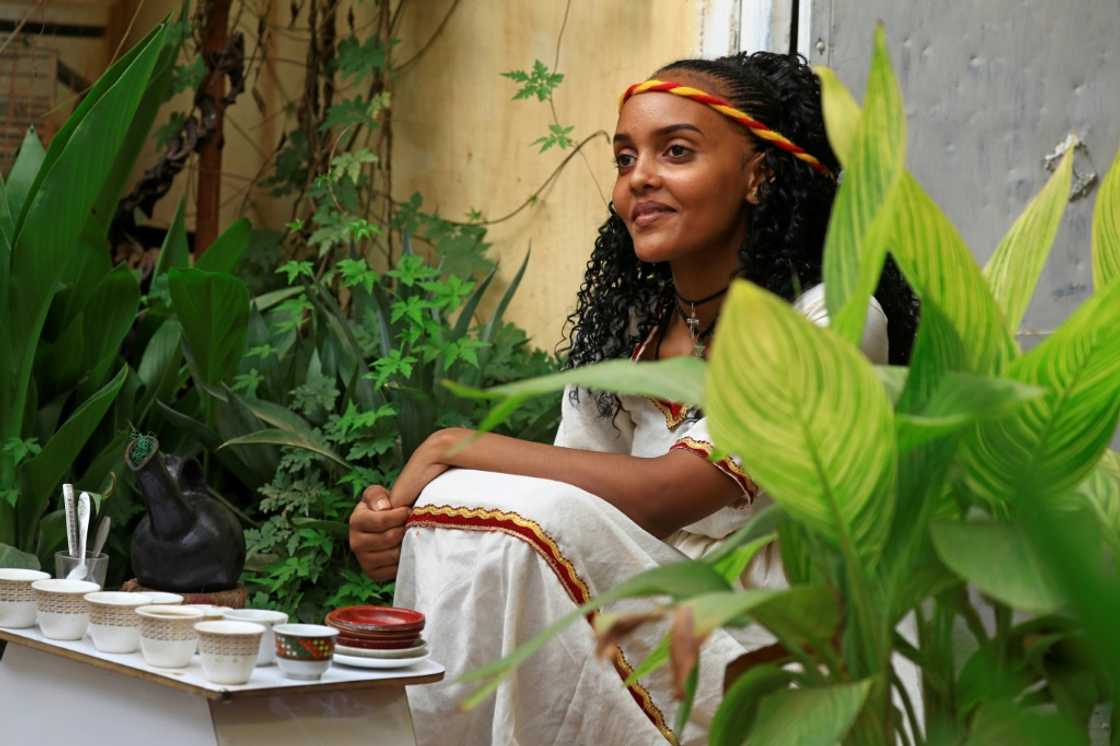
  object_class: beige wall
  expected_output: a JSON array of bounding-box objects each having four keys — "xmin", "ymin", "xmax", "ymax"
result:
[{"xmin": 107, "ymin": 1, "xmax": 701, "ymax": 349}]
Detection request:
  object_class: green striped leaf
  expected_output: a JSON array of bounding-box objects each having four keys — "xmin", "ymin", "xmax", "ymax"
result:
[
  {"xmin": 890, "ymin": 174, "xmax": 1017, "ymax": 374},
  {"xmin": 983, "ymin": 146, "xmax": 1073, "ymax": 331},
  {"xmin": 745, "ymin": 680, "xmax": 872, "ymax": 746},
  {"xmin": 963, "ymin": 279, "xmax": 1120, "ymax": 506},
  {"xmin": 1092, "ymin": 144, "xmax": 1120, "ymax": 289},
  {"xmin": 706, "ymin": 281, "xmax": 896, "ymax": 565},
  {"xmin": 818, "ymin": 60, "xmax": 1016, "ymax": 376},
  {"xmin": 822, "ymin": 25, "xmax": 906, "ymax": 346}
]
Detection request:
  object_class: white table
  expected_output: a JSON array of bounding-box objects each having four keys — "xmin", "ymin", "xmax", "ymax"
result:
[{"xmin": 0, "ymin": 626, "xmax": 444, "ymax": 746}]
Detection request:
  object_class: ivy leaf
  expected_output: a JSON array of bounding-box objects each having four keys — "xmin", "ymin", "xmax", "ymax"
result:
[
  {"xmin": 276, "ymin": 260, "xmax": 314, "ymax": 285},
  {"xmin": 337, "ymin": 258, "xmax": 380, "ymax": 293},
  {"xmin": 531, "ymin": 123, "xmax": 575, "ymax": 153},
  {"xmin": 321, "ymin": 97, "xmax": 378, "ymax": 132},
  {"xmin": 501, "ymin": 59, "xmax": 564, "ymax": 102},
  {"xmin": 171, "ymin": 55, "xmax": 207, "ymax": 95},
  {"xmin": 336, "ymin": 35, "xmax": 396, "ymax": 82}
]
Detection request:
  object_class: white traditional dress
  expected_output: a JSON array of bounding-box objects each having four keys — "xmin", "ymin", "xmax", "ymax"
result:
[{"xmin": 395, "ymin": 285, "xmax": 888, "ymax": 745}]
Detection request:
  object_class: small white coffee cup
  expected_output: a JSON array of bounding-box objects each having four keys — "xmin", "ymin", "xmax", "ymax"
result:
[
  {"xmin": 222, "ymin": 608, "xmax": 289, "ymax": 665},
  {"xmin": 0, "ymin": 569, "xmax": 51, "ymax": 628},
  {"xmin": 85, "ymin": 592, "xmax": 152, "ymax": 653},
  {"xmin": 195, "ymin": 620, "xmax": 266, "ymax": 685},
  {"xmin": 137, "ymin": 605, "xmax": 203, "ymax": 668},
  {"xmin": 33, "ymin": 579, "xmax": 100, "ymax": 640}
]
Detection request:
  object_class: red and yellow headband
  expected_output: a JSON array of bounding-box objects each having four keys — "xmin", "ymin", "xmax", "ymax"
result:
[{"xmin": 619, "ymin": 79, "xmax": 832, "ymax": 177}]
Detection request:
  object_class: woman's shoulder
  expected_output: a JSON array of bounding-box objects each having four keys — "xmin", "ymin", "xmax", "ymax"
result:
[{"xmin": 793, "ymin": 283, "xmax": 889, "ymax": 364}]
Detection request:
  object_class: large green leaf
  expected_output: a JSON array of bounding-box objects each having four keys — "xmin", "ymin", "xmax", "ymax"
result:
[
  {"xmin": 79, "ymin": 264, "xmax": 141, "ymax": 385},
  {"xmin": 0, "ymin": 542, "xmax": 40, "ymax": 570},
  {"xmin": 82, "ymin": 21, "xmax": 182, "ymax": 245},
  {"xmin": 966, "ymin": 700, "xmax": 1088, "ymax": 746},
  {"xmin": 1092, "ymin": 144, "xmax": 1120, "ymax": 289},
  {"xmin": 983, "ymin": 146, "xmax": 1073, "ymax": 331},
  {"xmin": 822, "ymin": 25, "xmax": 906, "ymax": 346},
  {"xmin": 219, "ymin": 428, "xmax": 349, "ymax": 470},
  {"xmin": 963, "ymin": 279, "xmax": 1120, "ymax": 505},
  {"xmin": 744, "ymin": 680, "xmax": 872, "ymax": 746},
  {"xmin": 195, "ymin": 217, "xmax": 251, "ymax": 275},
  {"xmin": 930, "ymin": 520, "xmax": 1064, "ymax": 613},
  {"xmin": 18, "ymin": 365, "xmax": 128, "ymax": 548},
  {"xmin": 136, "ymin": 320, "xmax": 184, "ymax": 420},
  {"xmin": 817, "ymin": 63, "xmax": 1015, "ymax": 375},
  {"xmin": 446, "ymin": 357, "xmax": 706, "ymax": 433},
  {"xmin": 710, "ymin": 665, "xmax": 797, "ymax": 746},
  {"xmin": 169, "ymin": 268, "xmax": 250, "ymax": 386},
  {"xmin": 4, "ymin": 130, "xmax": 45, "ymax": 228},
  {"xmin": 2, "ymin": 25, "xmax": 168, "ymax": 453},
  {"xmin": 895, "ymin": 372, "xmax": 1042, "ymax": 451},
  {"xmin": 684, "ymin": 586, "xmax": 839, "ymax": 649},
  {"xmin": 152, "ymin": 198, "xmax": 190, "ymax": 281},
  {"xmin": 706, "ymin": 281, "xmax": 896, "ymax": 565},
  {"xmin": 1075, "ymin": 450, "xmax": 1120, "ymax": 551}
]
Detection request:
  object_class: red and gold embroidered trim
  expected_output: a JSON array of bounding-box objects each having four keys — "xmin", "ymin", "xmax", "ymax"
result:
[
  {"xmin": 407, "ymin": 505, "xmax": 676, "ymax": 745},
  {"xmin": 671, "ymin": 437, "xmax": 759, "ymax": 502},
  {"xmin": 631, "ymin": 330, "xmax": 693, "ymax": 431}
]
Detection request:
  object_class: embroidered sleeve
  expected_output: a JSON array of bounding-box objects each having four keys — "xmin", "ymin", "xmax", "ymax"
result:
[{"xmin": 670, "ymin": 418, "xmax": 758, "ymax": 502}]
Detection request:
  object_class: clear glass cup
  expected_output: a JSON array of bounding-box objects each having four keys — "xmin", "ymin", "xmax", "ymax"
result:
[{"xmin": 54, "ymin": 551, "xmax": 109, "ymax": 587}]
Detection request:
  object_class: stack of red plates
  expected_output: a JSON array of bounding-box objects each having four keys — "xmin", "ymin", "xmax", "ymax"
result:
[{"xmin": 325, "ymin": 605, "xmax": 425, "ymax": 650}]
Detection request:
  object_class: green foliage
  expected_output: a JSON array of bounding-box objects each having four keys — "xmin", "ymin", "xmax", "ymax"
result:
[
  {"xmin": 230, "ymin": 243, "xmax": 559, "ymax": 622},
  {"xmin": 0, "ymin": 23, "xmax": 181, "ymax": 564},
  {"xmin": 501, "ymin": 59, "xmax": 564, "ymax": 101},
  {"xmin": 532, "ymin": 123, "xmax": 575, "ymax": 153},
  {"xmin": 451, "ymin": 24, "xmax": 1120, "ymax": 745}
]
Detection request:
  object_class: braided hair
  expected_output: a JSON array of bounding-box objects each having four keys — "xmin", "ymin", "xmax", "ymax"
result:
[{"xmin": 560, "ymin": 51, "xmax": 920, "ymax": 421}]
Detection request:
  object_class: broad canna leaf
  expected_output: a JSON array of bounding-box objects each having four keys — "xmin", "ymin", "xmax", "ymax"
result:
[
  {"xmin": 706, "ymin": 281, "xmax": 896, "ymax": 566},
  {"xmin": 822, "ymin": 25, "xmax": 906, "ymax": 346},
  {"xmin": 682, "ymin": 586, "xmax": 839, "ymax": 649},
  {"xmin": 745, "ymin": 679, "xmax": 872, "ymax": 746},
  {"xmin": 446, "ymin": 357, "xmax": 706, "ymax": 433},
  {"xmin": 136, "ymin": 319, "xmax": 184, "ymax": 421},
  {"xmin": 169, "ymin": 268, "xmax": 249, "ymax": 386},
  {"xmin": 195, "ymin": 217, "xmax": 251, "ymax": 275},
  {"xmin": 983, "ymin": 145, "xmax": 1073, "ymax": 331},
  {"xmin": 895, "ymin": 372, "xmax": 1042, "ymax": 451},
  {"xmin": 1075, "ymin": 450, "xmax": 1120, "ymax": 551},
  {"xmin": 963, "ymin": 279, "xmax": 1120, "ymax": 505},
  {"xmin": 966, "ymin": 699, "xmax": 1089, "ymax": 746},
  {"xmin": 152, "ymin": 198, "xmax": 190, "ymax": 281},
  {"xmin": 710, "ymin": 665, "xmax": 796, "ymax": 746},
  {"xmin": 817, "ymin": 63, "xmax": 1016, "ymax": 376},
  {"xmin": 1092, "ymin": 144, "xmax": 1120, "ymax": 290},
  {"xmin": 219, "ymin": 428, "xmax": 350, "ymax": 470},
  {"xmin": 931, "ymin": 520, "xmax": 1064, "ymax": 613},
  {"xmin": 4, "ymin": 129, "xmax": 46, "ymax": 228},
  {"xmin": 19, "ymin": 365, "xmax": 128, "ymax": 547}
]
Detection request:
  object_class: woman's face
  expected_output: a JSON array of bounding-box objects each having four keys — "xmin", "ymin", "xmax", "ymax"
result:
[{"xmin": 612, "ymin": 71, "xmax": 764, "ymax": 265}]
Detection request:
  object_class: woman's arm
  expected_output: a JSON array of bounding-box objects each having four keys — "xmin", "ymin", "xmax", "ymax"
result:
[{"xmin": 391, "ymin": 428, "xmax": 741, "ymax": 539}]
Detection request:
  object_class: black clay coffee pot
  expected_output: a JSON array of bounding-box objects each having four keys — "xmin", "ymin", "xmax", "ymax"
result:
[{"xmin": 126, "ymin": 435, "xmax": 245, "ymax": 592}]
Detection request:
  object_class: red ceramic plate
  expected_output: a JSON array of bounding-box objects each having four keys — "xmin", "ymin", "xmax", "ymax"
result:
[
  {"xmin": 326, "ymin": 606, "xmax": 425, "ymax": 632},
  {"xmin": 336, "ymin": 633, "xmax": 422, "ymax": 650}
]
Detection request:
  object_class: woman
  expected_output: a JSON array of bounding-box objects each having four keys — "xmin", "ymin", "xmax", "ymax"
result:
[{"xmin": 350, "ymin": 51, "xmax": 917, "ymax": 745}]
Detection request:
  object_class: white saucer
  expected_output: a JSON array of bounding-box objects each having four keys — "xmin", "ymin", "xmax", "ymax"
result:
[
  {"xmin": 336, "ymin": 641, "xmax": 428, "ymax": 659},
  {"xmin": 334, "ymin": 652, "xmax": 429, "ymax": 669}
]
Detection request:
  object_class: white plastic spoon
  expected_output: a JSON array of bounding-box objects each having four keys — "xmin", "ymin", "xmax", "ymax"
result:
[{"xmin": 66, "ymin": 492, "xmax": 91, "ymax": 581}]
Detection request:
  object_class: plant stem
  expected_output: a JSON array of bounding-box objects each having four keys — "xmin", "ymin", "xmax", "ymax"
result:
[{"xmin": 892, "ymin": 669, "xmax": 924, "ymax": 745}]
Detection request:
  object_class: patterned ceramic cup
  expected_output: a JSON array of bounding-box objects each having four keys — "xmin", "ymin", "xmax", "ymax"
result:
[
  {"xmin": 84, "ymin": 592, "xmax": 153, "ymax": 653},
  {"xmin": 136, "ymin": 605, "xmax": 204, "ymax": 668},
  {"xmin": 222, "ymin": 608, "xmax": 289, "ymax": 666},
  {"xmin": 0, "ymin": 569, "xmax": 51, "ymax": 628},
  {"xmin": 32, "ymin": 578, "xmax": 100, "ymax": 640},
  {"xmin": 274, "ymin": 623, "xmax": 339, "ymax": 681},
  {"xmin": 195, "ymin": 620, "xmax": 266, "ymax": 685}
]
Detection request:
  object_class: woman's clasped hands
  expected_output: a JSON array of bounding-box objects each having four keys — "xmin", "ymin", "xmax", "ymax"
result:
[{"xmin": 349, "ymin": 428, "xmax": 464, "ymax": 581}]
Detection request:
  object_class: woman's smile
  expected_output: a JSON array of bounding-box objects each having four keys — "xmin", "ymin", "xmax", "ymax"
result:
[{"xmin": 630, "ymin": 200, "xmax": 676, "ymax": 228}]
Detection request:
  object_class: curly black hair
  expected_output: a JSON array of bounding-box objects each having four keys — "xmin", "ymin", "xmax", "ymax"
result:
[{"xmin": 559, "ymin": 51, "xmax": 919, "ymax": 420}]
